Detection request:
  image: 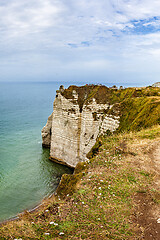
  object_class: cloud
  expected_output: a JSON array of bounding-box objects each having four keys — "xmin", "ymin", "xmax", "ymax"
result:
[
  {"xmin": 1, "ymin": 0, "xmax": 160, "ymax": 84},
  {"xmin": 0, "ymin": 0, "xmax": 63, "ymax": 33}
]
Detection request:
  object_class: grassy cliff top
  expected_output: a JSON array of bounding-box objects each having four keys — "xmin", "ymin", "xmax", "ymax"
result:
[
  {"xmin": 0, "ymin": 85, "xmax": 159, "ymax": 239},
  {"xmin": 1, "ymin": 125, "xmax": 160, "ymax": 239},
  {"xmin": 62, "ymin": 84, "xmax": 160, "ymax": 105},
  {"xmin": 61, "ymin": 84, "xmax": 160, "ymax": 132}
]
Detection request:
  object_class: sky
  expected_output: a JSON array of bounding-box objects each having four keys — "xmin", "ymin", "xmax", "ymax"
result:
[{"xmin": 1, "ymin": 0, "xmax": 160, "ymax": 86}]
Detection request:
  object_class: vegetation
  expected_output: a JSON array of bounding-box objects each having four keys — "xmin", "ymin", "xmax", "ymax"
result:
[
  {"xmin": 0, "ymin": 85, "xmax": 160, "ymax": 239},
  {"xmin": 0, "ymin": 125, "xmax": 159, "ymax": 239},
  {"xmin": 118, "ymin": 96, "xmax": 160, "ymax": 131},
  {"xmin": 62, "ymin": 85, "xmax": 160, "ymax": 132}
]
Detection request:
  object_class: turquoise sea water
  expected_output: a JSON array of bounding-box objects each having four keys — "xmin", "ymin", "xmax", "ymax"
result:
[{"xmin": 0, "ymin": 82, "xmax": 72, "ymax": 222}]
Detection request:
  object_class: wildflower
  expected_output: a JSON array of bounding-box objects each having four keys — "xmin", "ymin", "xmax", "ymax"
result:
[
  {"xmin": 50, "ymin": 221, "xmax": 54, "ymax": 224},
  {"xmin": 82, "ymin": 202, "xmax": 84, "ymax": 204},
  {"xmin": 44, "ymin": 233, "xmax": 50, "ymax": 235},
  {"xmin": 99, "ymin": 187, "xmax": 101, "ymax": 190},
  {"xmin": 59, "ymin": 232, "xmax": 64, "ymax": 235}
]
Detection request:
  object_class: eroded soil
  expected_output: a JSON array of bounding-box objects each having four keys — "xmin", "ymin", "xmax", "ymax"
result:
[{"xmin": 130, "ymin": 141, "xmax": 160, "ymax": 240}]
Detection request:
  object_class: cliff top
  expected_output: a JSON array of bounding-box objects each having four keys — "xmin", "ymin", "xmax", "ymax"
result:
[
  {"xmin": 60, "ymin": 84, "xmax": 159, "ymax": 110},
  {"xmin": 1, "ymin": 83, "xmax": 160, "ymax": 238},
  {"xmin": 152, "ymin": 82, "xmax": 160, "ymax": 87},
  {"xmin": 1, "ymin": 125, "xmax": 160, "ymax": 239},
  {"xmin": 60, "ymin": 85, "xmax": 160, "ymax": 132}
]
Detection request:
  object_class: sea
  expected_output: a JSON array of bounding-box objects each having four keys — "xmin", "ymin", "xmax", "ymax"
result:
[
  {"xmin": 0, "ymin": 80, "xmax": 147, "ymax": 222},
  {"xmin": 0, "ymin": 82, "xmax": 73, "ymax": 222}
]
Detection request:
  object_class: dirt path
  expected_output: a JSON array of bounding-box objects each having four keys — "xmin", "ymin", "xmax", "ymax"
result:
[{"xmin": 132, "ymin": 141, "xmax": 160, "ymax": 240}]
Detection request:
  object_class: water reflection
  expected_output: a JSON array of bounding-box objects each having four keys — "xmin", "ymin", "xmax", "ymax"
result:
[
  {"xmin": 0, "ymin": 147, "xmax": 73, "ymax": 222},
  {"xmin": 39, "ymin": 147, "xmax": 73, "ymax": 195}
]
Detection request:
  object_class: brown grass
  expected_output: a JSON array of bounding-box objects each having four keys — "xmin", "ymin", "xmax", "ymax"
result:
[{"xmin": 0, "ymin": 126, "xmax": 160, "ymax": 239}]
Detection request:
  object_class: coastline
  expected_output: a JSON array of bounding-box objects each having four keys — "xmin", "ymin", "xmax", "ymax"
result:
[
  {"xmin": 0, "ymin": 125, "xmax": 159, "ymax": 239},
  {"xmin": 0, "ymin": 175, "xmax": 68, "ymax": 225},
  {"xmin": 0, "ymin": 192, "xmax": 52, "ymax": 225},
  {"xmin": 0, "ymin": 85, "xmax": 159, "ymax": 239},
  {"xmin": 0, "ymin": 157, "xmax": 81, "ymax": 225}
]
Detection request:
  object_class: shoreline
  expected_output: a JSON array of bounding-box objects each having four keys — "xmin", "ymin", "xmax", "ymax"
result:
[
  {"xmin": 0, "ymin": 177, "xmax": 64, "ymax": 225},
  {"xmin": 0, "ymin": 126, "xmax": 159, "ymax": 239},
  {"xmin": 0, "ymin": 157, "xmax": 78, "ymax": 226},
  {"xmin": 0, "ymin": 194, "xmax": 50, "ymax": 225},
  {"xmin": 0, "ymin": 148, "xmax": 74, "ymax": 226}
]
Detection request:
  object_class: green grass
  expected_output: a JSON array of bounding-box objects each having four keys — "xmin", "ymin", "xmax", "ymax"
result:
[
  {"xmin": 1, "ymin": 126, "xmax": 159, "ymax": 239},
  {"xmin": 0, "ymin": 84, "xmax": 160, "ymax": 239},
  {"xmin": 62, "ymin": 85, "xmax": 160, "ymax": 132},
  {"xmin": 118, "ymin": 97, "xmax": 160, "ymax": 132}
]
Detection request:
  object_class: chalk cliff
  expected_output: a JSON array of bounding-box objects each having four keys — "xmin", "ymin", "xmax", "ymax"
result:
[
  {"xmin": 152, "ymin": 82, "xmax": 160, "ymax": 87},
  {"xmin": 42, "ymin": 85, "xmax": 119, "ymax": 168}
]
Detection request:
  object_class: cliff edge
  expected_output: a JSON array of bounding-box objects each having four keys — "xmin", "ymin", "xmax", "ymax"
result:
[
  {"xmin": 42, "ymin": 84, "xmax": 160, "ymax": 168},
  {"xmin": 42, "ymin": 85, "xmax": 119, "ymax": 168}
]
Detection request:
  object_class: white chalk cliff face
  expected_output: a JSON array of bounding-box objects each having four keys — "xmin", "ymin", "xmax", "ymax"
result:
[
  {"xmin": 41, "ymin": 113, "xmax": 53, "ymax": 147},
  {"xmin": 42, "ymin": 86, "xmax": 119, "ymax": 168}
]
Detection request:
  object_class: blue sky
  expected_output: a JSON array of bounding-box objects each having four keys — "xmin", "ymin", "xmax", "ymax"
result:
[{"xmin": 1, "ymin": 0, "xmax": 160, "ymax": 85}]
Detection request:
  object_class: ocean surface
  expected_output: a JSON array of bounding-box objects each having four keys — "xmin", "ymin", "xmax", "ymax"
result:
[{"xmin": 0, "ymin": 82, "xmax": 73, "ymax": 222}]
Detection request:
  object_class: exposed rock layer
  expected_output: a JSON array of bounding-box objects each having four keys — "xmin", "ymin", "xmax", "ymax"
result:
[
  {"xmin": 152, "ymin": 82, "xmax": 160, "ymax": 87},
  {"xmin": 42, "ymin": 85, "xmax": 119, "ymax": 168},
  {"xmin": 41, "ymin": 113, "xmax": 53, "ymax": 148}
]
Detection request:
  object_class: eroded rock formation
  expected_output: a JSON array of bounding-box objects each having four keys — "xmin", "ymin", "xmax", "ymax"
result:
[
  {"xmin": 152, "ymin": 82, "xmax": 160, "ymax": 87},
  {"xmin": 42, "ymin": 85, "xmax": 119, "ymax": 168},
  {"xmin": 41, "ymin": 113, "xmax": 53, "ymax": 147}
]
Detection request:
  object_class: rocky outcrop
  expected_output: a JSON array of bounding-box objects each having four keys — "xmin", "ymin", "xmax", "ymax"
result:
[
  {"xmin": 152, "ymin": 82, "xmax": 160, "ymax": 87},
  {"xmin": 41, "ymin": 113, "xmax": 53, "ymax": 147},
  {"xmin": 42, "ymin": 85, "xmax": 119, "ymax": 168}
]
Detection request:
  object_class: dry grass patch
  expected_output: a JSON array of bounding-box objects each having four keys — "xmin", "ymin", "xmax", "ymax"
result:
[{"xmin": 0, "ymin": 126, "xmax": 160, "ymax": 239}]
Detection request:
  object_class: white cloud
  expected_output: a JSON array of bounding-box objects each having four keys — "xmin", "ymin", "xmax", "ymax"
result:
[
  {"xmin": 1, "ymin": 0, "xmax": 160, "ymax": 84},
  {"xmin": 0, "ymin": 0, "xmax": 64, "ymax": 38}
]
